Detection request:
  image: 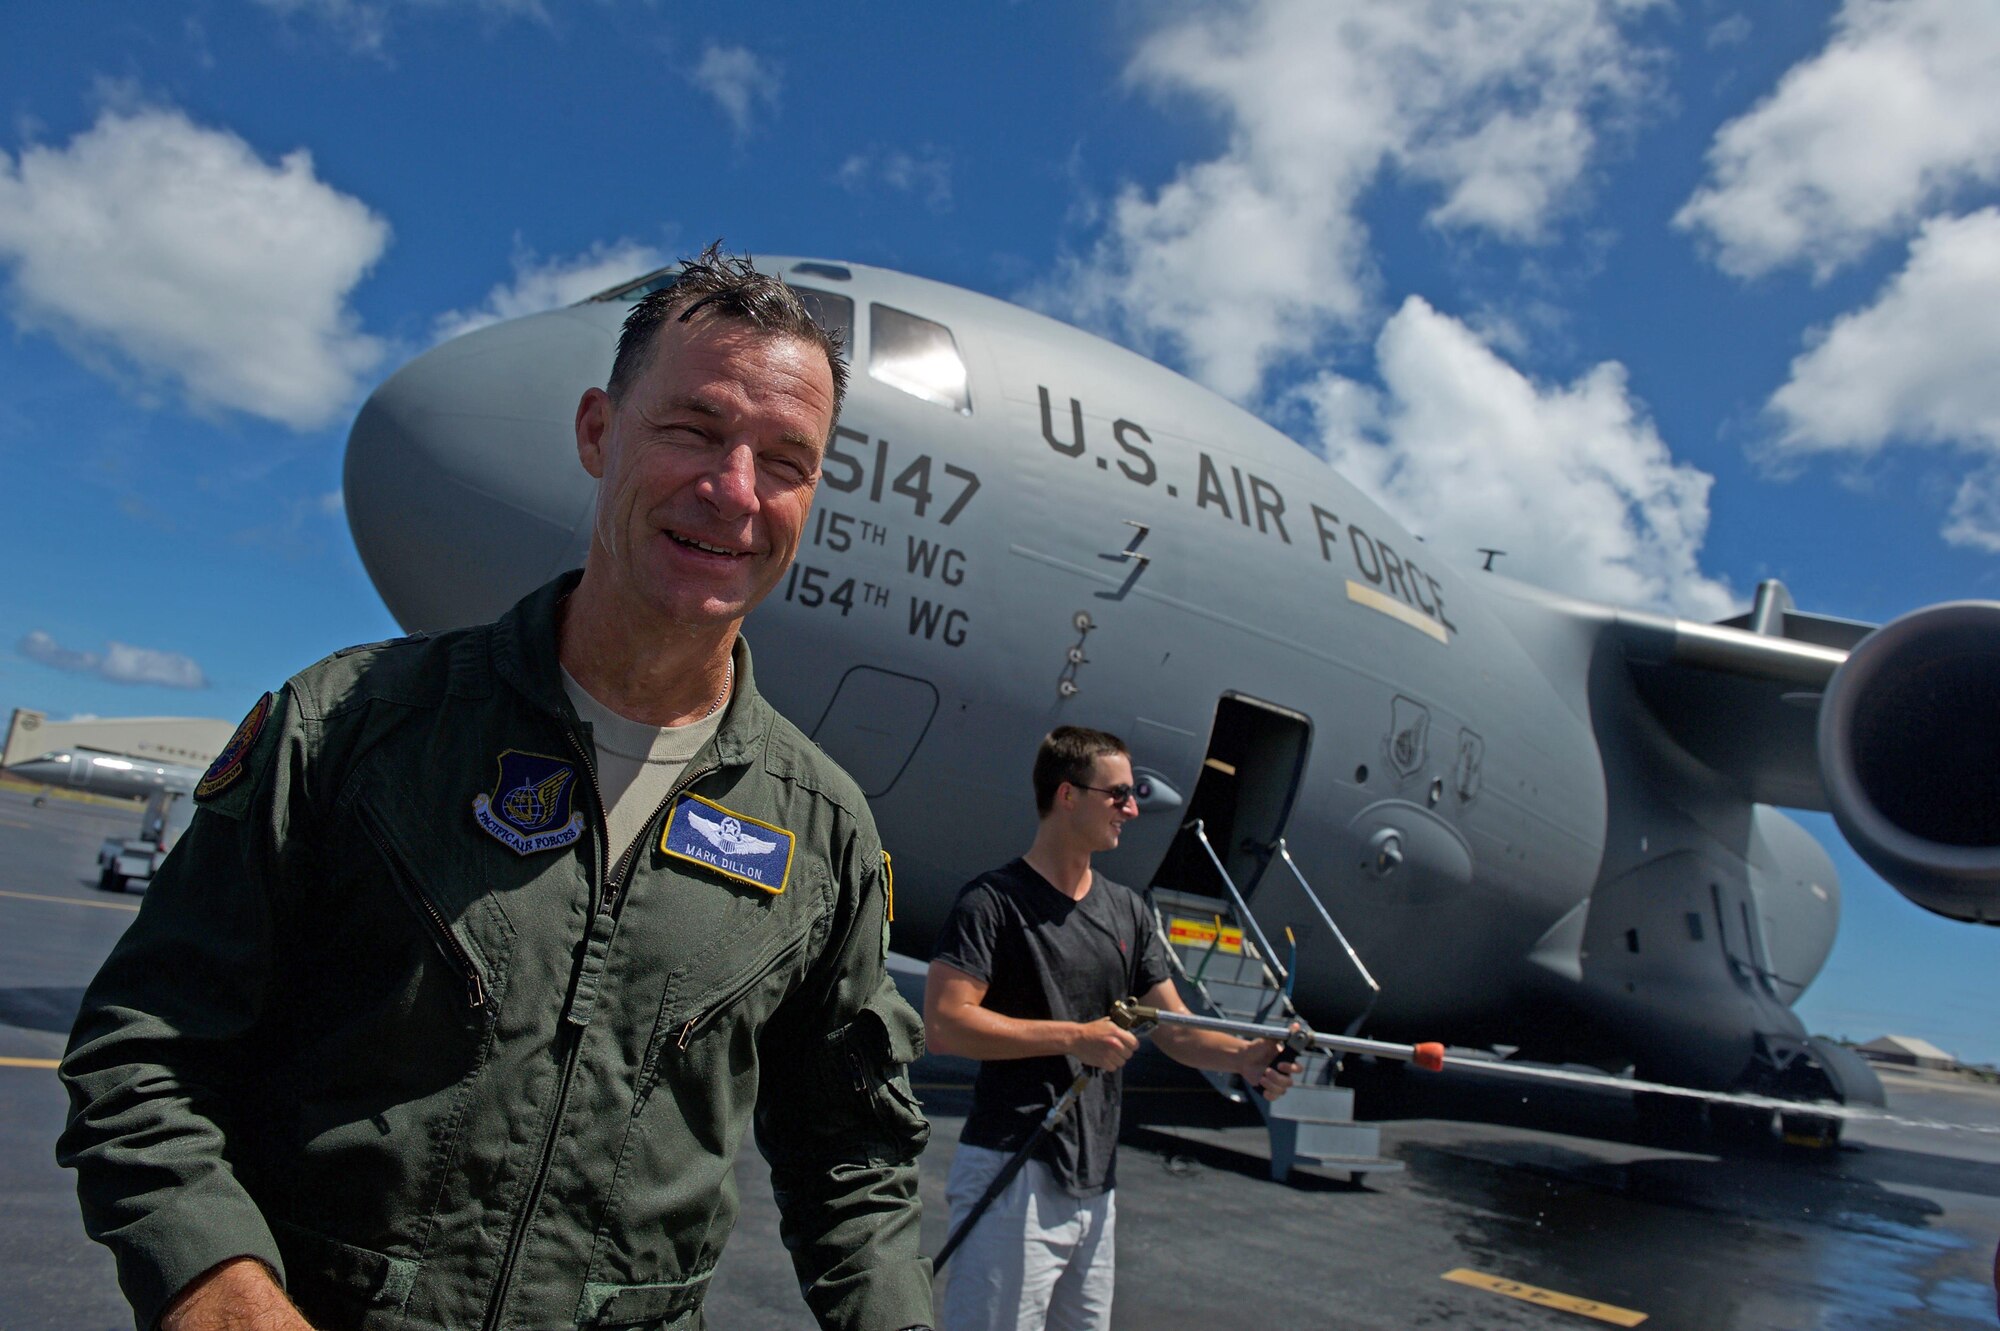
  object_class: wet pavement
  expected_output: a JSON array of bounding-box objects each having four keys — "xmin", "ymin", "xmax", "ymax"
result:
[{"xmin": 3, "ymin": 786, "xmax": 1995, "ymax": 1330}]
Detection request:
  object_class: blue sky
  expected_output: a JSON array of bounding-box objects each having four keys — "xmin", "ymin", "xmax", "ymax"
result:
[{"xmin": 1, "ymin": 1, "xmax": 1994, "ymax": 1062}]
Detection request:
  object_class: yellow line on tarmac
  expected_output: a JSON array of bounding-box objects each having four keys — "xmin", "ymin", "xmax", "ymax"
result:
[
  {"xmin": 0, "ymin": 1056, "xmax": 61, "ymax": 1070},
  {"xmin": 0, "ymin": 888, "xmax": 140, "ymax": 913},
  {"xmin": 0, "ymin": 816, "xmax": 36, "ymax": 831},
  {"xmin": 1443, "ymin": 1269, "xmax": 1647, "ymax": 1326}
]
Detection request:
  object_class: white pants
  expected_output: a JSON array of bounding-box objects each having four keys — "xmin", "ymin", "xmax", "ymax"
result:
[{"xmin": 938, "ymin": 1143, "xmax": 1116, "ymax": 1331}]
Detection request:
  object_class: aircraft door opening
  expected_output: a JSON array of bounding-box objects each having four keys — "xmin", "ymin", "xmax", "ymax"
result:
[{"xmin": 1152, "ymin": 694, "xmax": 1311, "ymax": 899}]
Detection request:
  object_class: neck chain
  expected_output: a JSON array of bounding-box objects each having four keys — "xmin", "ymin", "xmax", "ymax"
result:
[{"xmin": 705, "ymin": 657, "xmax": 734, "ymax": 719}]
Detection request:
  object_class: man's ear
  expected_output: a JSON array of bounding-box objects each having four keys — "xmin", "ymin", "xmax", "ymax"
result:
[{"xmin": 576, "ymin": 387, "xmax": 612, "ymax": 479}]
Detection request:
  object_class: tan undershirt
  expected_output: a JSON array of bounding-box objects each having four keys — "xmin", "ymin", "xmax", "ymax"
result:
[{"xmin": 561, "ymin": 667, "xmax": 727, "ymax": 874}]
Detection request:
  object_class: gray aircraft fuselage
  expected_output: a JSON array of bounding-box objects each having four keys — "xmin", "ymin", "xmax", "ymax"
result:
[
  {"xmin": 346, "ymin": 257, "xmax": 2000, "ymax": 1102},
  {"xmin": 6, "ymin": 748, "xmax": 201, "ymax": 802}
]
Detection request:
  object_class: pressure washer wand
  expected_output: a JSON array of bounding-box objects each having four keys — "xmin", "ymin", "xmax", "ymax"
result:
[
  {"xmin": 1108, "ymin": 999, "xmax": 1447, "ymax": 1072},
  {"xmin": 932, "ymin": 1069, "xmax": 1093, "ymax": 1272}
]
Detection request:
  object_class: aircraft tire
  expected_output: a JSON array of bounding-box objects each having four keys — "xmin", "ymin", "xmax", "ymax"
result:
[
  {"xmin": 1779, "ymin": 1111, "xmax": 1842, "ymax": 1152},
  {"xmin": 96, "ymin": 864, "xmax": 125, "ymax": 894}
]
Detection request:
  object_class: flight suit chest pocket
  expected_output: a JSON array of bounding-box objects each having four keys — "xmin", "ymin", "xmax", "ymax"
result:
[
  {"xmin": 303, "ymin": 785, "xmax": 517, "ymax": 1036},
  {"xmin": 619, "ymin": 831, "xmax": 820, "ymax": 1010},
  {"xmin": 354, "ymin": 800, "xmax": 500, "ymax": 1016}
]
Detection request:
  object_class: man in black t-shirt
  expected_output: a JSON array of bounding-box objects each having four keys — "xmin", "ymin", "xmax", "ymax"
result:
[{"xmin": 925, "ymin": 726, "xmax": 1296, "ymax": 1331}]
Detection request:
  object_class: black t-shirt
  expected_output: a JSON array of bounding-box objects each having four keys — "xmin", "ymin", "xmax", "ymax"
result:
[{"xmin": 931, "ymin": 858, "xmax": 1173, "ymax": 1197}]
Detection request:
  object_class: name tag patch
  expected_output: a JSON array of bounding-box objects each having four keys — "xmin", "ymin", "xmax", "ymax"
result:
[
  {"xmin": 473, "ymin": 750, "xmax": 584, "ymax": 855},
  {"xmin": 662, "ymin": 793, "xmax": 794, "ymax": 895}
]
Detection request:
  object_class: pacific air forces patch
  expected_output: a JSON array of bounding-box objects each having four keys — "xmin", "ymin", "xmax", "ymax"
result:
[
  {"xmin": 662, "ymin": 793, "xmax": 794, "ymax": 895},
  {"xmin": 196, "ymin": 692, "xmax": 273, "ymax": 801},
  {"xmin": 472, "ymin": 750, "xmax": 584, "ymax": 855}
]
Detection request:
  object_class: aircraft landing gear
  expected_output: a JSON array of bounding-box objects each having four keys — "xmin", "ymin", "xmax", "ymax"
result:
[
  {"xmin": 1710, "ymin": 1102, "xmax": 1777, "ymax": 1146},
  {"xmin": 1780, "ymin": 1110, "xmax": 1842, "ymax": 1151},
  {"xmin": 1632, "ymin": 1089, "xmax": 1707, "ymax": 1146}
]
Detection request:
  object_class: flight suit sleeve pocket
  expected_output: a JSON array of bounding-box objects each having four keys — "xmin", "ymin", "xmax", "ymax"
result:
[{"xmin": 831, "ymin": 989, "xmax": 929, "ymax": 1157}]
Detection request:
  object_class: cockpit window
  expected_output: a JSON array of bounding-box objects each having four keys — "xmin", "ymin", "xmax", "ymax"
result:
[
  {"xmin": 788, "ymin": 286, "xmax": 854, "ymax": 354},
  {"xmin": 868, "ymin": 304, "xmax": 972, "ymax": 415}
]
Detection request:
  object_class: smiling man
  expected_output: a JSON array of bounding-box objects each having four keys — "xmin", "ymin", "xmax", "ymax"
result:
[
  {"xmin": 60, "ymin": 245, "xmax": 934, "ymax": 1331},
  {"xmin": 924, "ymin": 726, "xmax": 1295, "ymax": 1331}
]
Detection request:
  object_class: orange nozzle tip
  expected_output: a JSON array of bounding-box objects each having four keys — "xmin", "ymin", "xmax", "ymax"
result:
[{"xmin": 1413, "ymin": 1043, "xmax": 1445, "ymax": 1072}]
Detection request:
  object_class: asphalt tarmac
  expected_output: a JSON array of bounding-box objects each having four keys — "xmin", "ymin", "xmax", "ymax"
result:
[{"xmin": 4, "ymin": 786, "xmax": 1996, "ymax": 1330}]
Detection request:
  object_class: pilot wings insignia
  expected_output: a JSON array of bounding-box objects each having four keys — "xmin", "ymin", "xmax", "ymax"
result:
[
  {"xmin": 662, "ymin": 793, "xmax": 794, "ymax": 894},
  {"xmin": 688, "ymin": 810, "xmax": 778, "ymax": 857}
]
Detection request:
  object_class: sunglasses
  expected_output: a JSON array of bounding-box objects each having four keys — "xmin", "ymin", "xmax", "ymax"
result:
[{"xmin": 1074, "ymin": 782, "xmax": 1138, "ymax": 806}]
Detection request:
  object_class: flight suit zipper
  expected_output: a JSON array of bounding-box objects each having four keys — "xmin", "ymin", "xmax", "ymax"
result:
[
  {"xmin": 358, "ymin": 804, "xmax": 490, "ymax": 1013},
  {"xmin": 480, "ymin": 728, "xmax": 720, "ymax": 1331}
]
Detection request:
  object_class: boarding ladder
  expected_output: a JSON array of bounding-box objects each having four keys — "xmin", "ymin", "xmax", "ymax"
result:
[{"xmin": 1147, "ymin": 820, "xmax": 1400, "ymax": 1183}]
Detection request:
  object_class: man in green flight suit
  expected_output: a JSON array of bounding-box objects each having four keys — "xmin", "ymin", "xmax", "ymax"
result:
[{"xmin": 59, "ymin": 244, "xmax": 935, "ymax": 1331}]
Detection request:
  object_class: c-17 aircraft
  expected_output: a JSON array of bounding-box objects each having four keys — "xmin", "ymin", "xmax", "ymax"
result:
[{"xmin": 342, "ymin": 255, "xmax": 1999, "ymax": 1145}]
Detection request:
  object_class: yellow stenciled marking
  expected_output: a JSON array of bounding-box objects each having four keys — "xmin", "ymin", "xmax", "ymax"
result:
[
  {"xmin": 1443, "ymin": 1269, "xmax": 1647, "ymax": 1326},
  {"xmin": 0, "ymin": 1056, "xmax": 61, "ymax": 1069},
  {"xmin": 1347, "ymin": 580, "xmax": 1450, "ymax": 644},
  {"xmin": 0, "ymin": 888, "xmax": 139, "ymax": 913},
  {"xmin": 1167, "ymin": 916, "xmax": 1244, "ymax": 954}
]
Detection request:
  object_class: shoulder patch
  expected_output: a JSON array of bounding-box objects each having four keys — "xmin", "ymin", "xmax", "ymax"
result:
[
  {"xmin": 472, "ymin": 750, "xmax": 584, "ymax": 855},
  {"xmin": 195, "ymin": 693, "xmax": 273, "ymax": 801},
  {"xmin": 662, "ymin": 793, "xmax": 795, "ymax": 895}
]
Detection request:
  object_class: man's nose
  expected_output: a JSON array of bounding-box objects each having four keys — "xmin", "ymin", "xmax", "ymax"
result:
[{"xmin": 701, "ymin": 442, "xmax": 759, "ymax": 515}]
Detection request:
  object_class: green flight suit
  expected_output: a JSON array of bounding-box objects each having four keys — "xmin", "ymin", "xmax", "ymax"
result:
[{"xmin": 59, "ymin": 572, "xmax": 933, "ymax": 1331}]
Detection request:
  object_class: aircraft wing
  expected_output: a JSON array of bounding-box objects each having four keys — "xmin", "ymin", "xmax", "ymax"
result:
[{"xmin": 1611, "ymin": 599, "xmax": 1867, "ymax": 811}]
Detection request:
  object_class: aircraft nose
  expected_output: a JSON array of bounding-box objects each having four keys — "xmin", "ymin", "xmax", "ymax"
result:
[{"xmin": 343, "ymin": 306, "xmax": 623, "ymax": 632}]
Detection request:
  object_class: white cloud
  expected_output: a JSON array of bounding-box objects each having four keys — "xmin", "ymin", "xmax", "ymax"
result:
[
  {"xmin": 18, "ymin": 630, "xmax": 208, "ymax": 689},
  {"xmin": 0, "ymin": 106, "xmax": 390, "ymax": 430},
  {"xmin": 1766, "ymin": 209, "xmax": 2000, "ymax": 551},
  {"xmin": 1944, "ymin": 466, "xmax": 2000, "ymax": 554},
  {"xmin": 1707, "ymin": 15, "xmax": 1752, "ymax": 48},
  {"xmin": 1302, "ymin": 297, "xmax": 1734, "ymax": 617},
  {"xmin": 433, "ymin": 238, "xmax": 667, "ymax": 342},
  {"xmin": 836, "ymin": 147, "xmax": 954, "ymax": 212},
  {"xmin": 1768, "ymin": 209, "xmax": 2000, "ymax": 453},
  {"xmin": 1040, "ymin": 0, "xmax": 1657, "ymax": 401},
  {"xmin": 18, "ymin": 631, "xmax": 95, "ymax": 675},
  {"xmin": 101, "ymin": 642, "xmax": 209, "ymax": 689},
  {"xmin": 690, "ymin": 44, "xmax": 780, "ymax": 139},
  {"xmin": 1676, "ymin": 0, "xmax": 2000, "ymax": 280},
  {"xmin": 250, "ymin": 0, "xmax": 547, "ymax": 55}
]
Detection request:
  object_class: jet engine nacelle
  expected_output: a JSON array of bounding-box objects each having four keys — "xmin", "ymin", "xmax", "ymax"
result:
[{"xmin": 1818, "ymin": 600, "xmax": 2000, "ymax": 924}]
